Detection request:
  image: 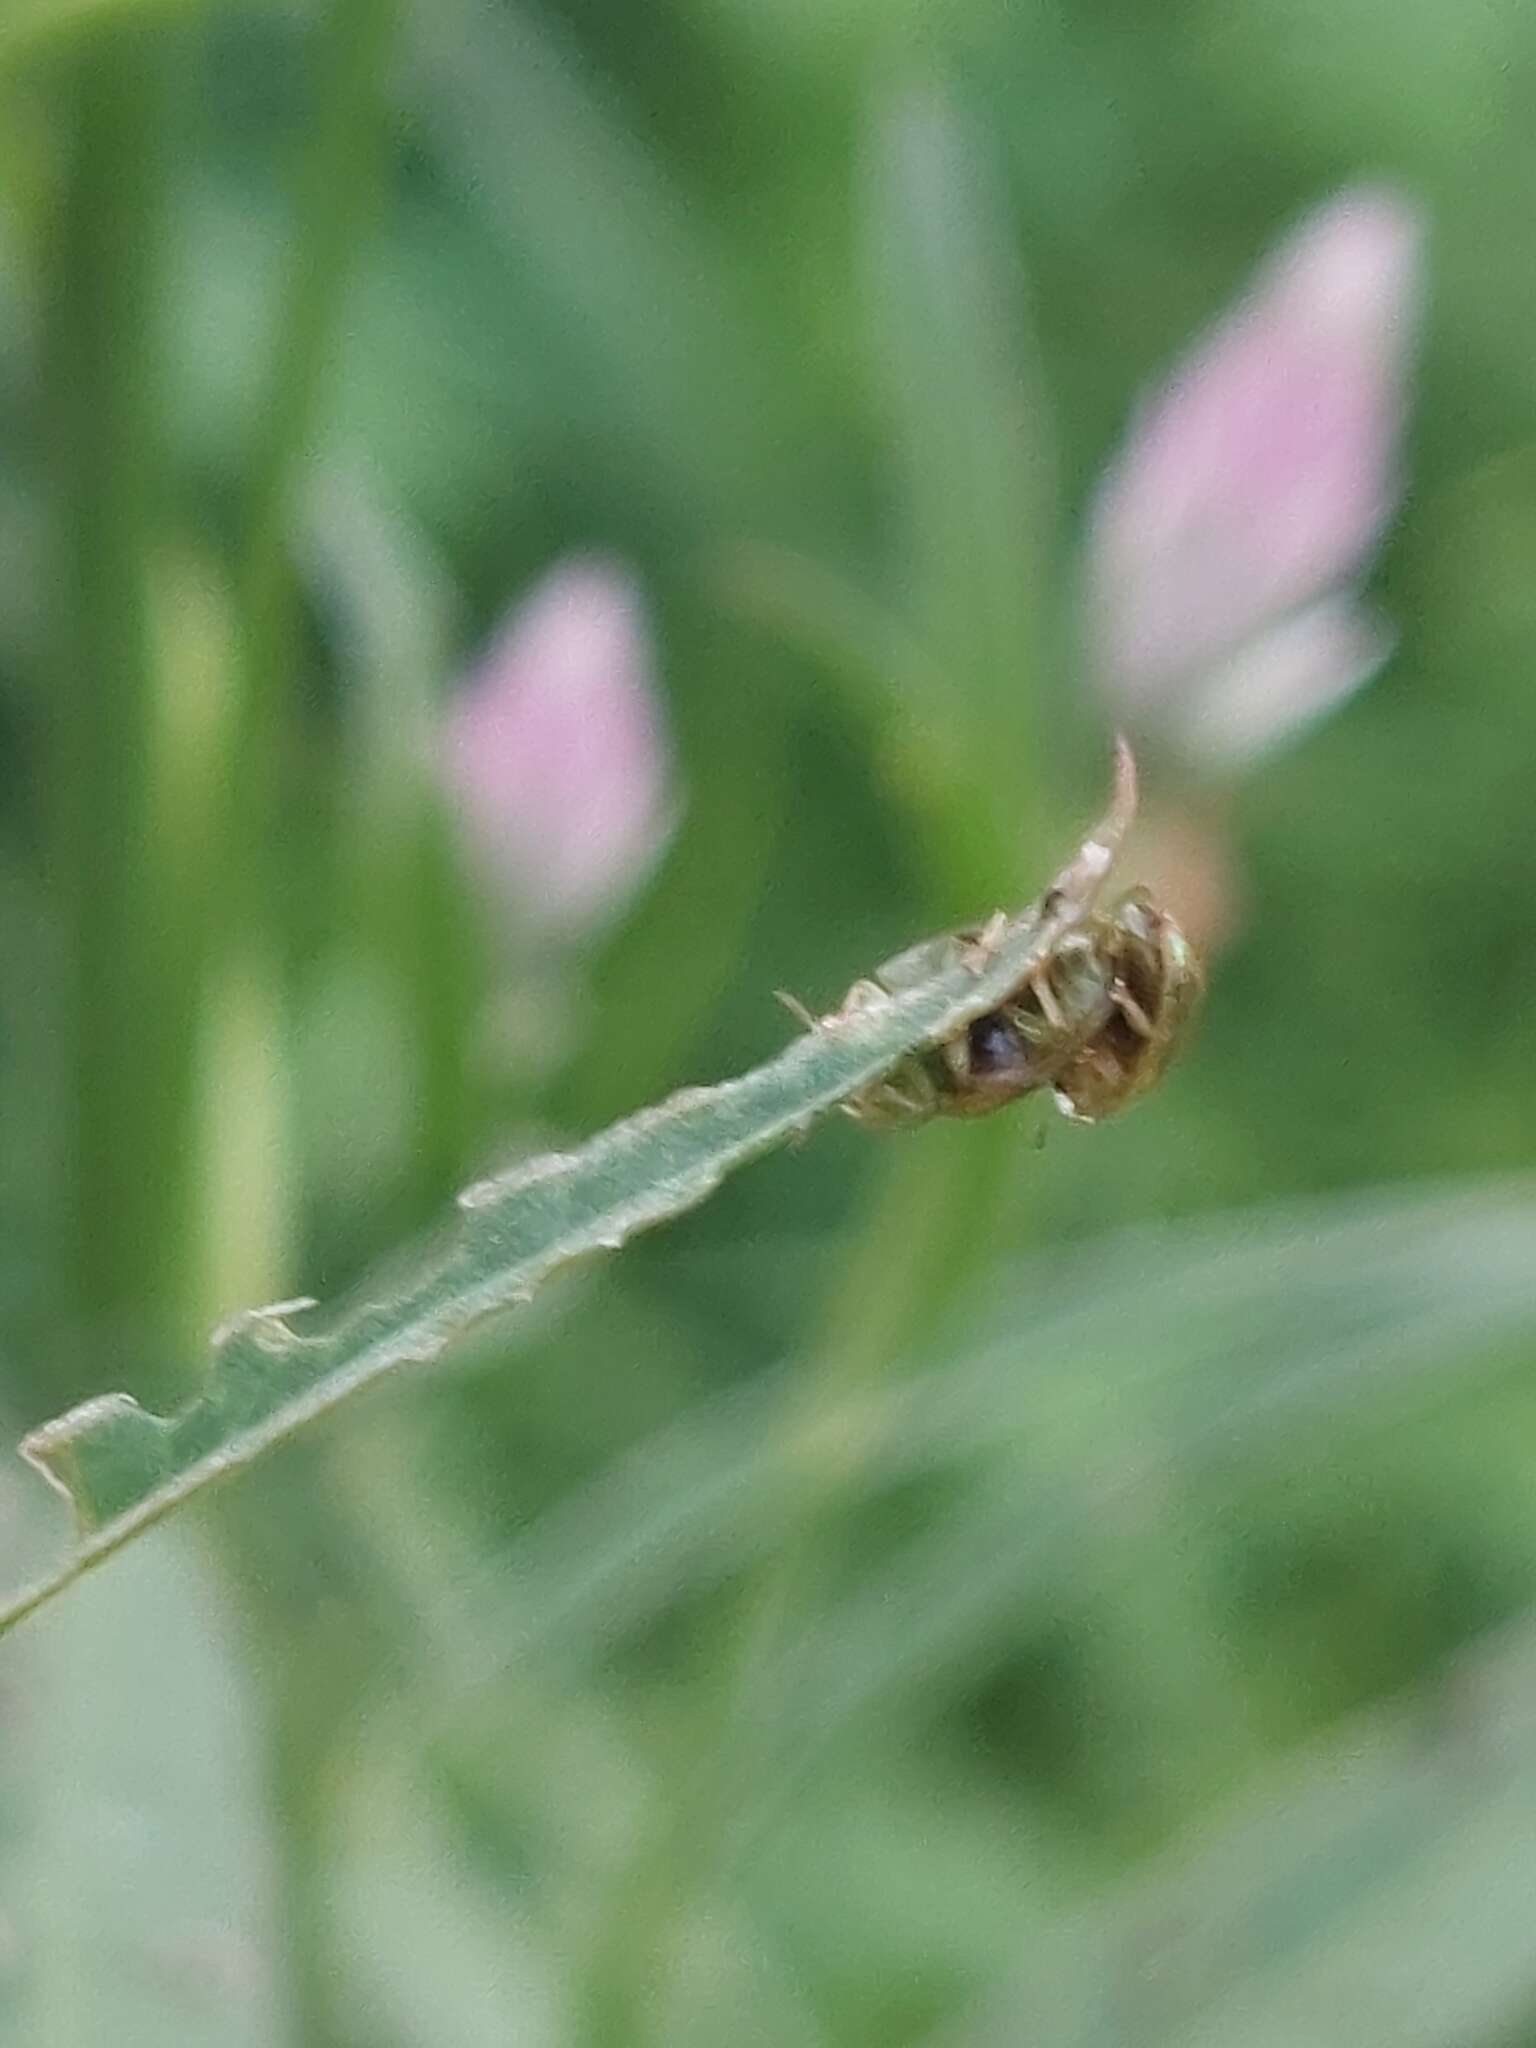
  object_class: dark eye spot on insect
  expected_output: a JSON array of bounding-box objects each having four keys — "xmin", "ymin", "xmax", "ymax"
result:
[
  {"xmin": 967, "ymin": 1013, "xmax": 1020, "ymax": 1074},
  {"xmin": 826, "ymin": 741, "xmax": 1203, "ymax": 1130}
]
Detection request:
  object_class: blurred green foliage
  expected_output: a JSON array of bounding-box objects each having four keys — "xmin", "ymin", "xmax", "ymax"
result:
[{"xmin": 3, "ymin": 1, "xmax": 1536, "ymax": 2043}]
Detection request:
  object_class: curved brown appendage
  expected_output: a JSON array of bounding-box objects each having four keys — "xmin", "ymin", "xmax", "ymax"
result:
[
  {"xmin": 1043, "ymin": 735, "xmax": 1139, "ymax": 924},
  {"xmin": 775, "ymin": 989, "xmax": 821, "ymax": 1032},
  {"xmin": 1109, "ymin": 977, "xmax": 1156, "ymax": 1039},
  {"xmin": 957, "ymin": 910, "xmax": 1010, "ymax": 975}
]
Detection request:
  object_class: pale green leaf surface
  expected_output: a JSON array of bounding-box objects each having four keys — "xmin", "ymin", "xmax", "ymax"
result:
[
  {"xmin": 0, "ymin": 1465, "xmax": 287, "ymax": 2046},
  {"xmin": 327, "ymin": 1697, "xmax": 830, "ymax": 2048},
  {"xmin": 327, "ymin": 1723, "xmax": 559, "ymax": 2048},
  {"xmin": 0, "ymin": 861, "xmax": 1108, "ymax": 1637},
  {"xmin": 946, "ymin": 1611, "xmax": 1536, "ymax": 2048}
]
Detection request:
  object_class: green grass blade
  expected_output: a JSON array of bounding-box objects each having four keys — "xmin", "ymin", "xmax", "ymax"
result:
[
  {"xmin": 769, "ymin": 1183, "xmax": 1536, "ymax": 1778},
  {"xmin": 43, "ymin": 27, "xmax": 177, "ymax": 1351},
  {"xmin": 0, "ymin": 0, "xmax": 208, "ymax": 72},
  {"xmin": 228, "ymin": 0, "xmax": 403, "ymax": 926},
  {"xmin": 397, "ymin": 1179, "xmax": 1536, "ymax": 1708},
  {"xmin": 0, "ymin": 1471, "xmax": 287, "ymax": 2045},
  {"xmin": 413, "ymin": 0, "xmax": 793, "ymax": 532},
  {"xmin": 0, "ymin": 870, "xmax": 1101, "ymax": 1638},
  {"xmin": 864, "ymin": 79, "xmax": 1056, "ymax": 882}
]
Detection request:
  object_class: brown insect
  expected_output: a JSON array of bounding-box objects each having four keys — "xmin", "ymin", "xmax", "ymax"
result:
[{"xmin": 798, "ymin": 742, "xmax": 1202, "ymax": 1128}]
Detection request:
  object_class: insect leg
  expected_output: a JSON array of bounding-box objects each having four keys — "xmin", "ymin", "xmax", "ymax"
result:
[
  {"xmin": 1109, "ymin": 979, "xmax": 1155, "ymax": 1038},
  {"xmin": 776, "ymin": 989, "xmax": 821, "ymax": 1031},
  {"xmin": 959, "ymin": 910, "xmax": 1010, "ymax": 974},
  {"xmin": 1028, "ymin": 968, "xmax": 1067, "ymax": 1032}
]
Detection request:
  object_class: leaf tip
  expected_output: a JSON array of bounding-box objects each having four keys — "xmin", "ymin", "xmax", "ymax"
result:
[{"xmin": 20, "ymin": 1392, "xmax": 172, "ymax": 1536}]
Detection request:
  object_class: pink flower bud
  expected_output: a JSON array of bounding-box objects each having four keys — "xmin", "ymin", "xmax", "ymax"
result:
[
  {"xmin": 444, "ymin": 557, "xmax": 675, "ymax": 935},
  {"xmin": 1085, "ymin": 186, "xmax": 1423, "ymax": 769}
]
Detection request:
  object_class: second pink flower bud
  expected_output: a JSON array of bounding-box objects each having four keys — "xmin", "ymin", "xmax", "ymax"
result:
[{"xmin": 444, "ymin": 557, "xmax": 676, "ymax": 940}]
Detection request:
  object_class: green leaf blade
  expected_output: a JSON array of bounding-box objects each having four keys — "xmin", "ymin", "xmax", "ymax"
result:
[{"xmin": 1, "ymin": 867, "xmax": 1101, "ymax": 1637}]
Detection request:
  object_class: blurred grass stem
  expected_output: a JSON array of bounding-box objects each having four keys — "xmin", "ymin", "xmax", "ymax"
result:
[
  {"xmin": 227, "ymin": 5, "xmax": 402, "ymax": 2040},
  {"xmin": 230, "ymin": 0, "xmax": 401, "ymax": 906},
  {"xmin": 44, "ymin": 28, "xmax": 175, "ymax": 1359}
]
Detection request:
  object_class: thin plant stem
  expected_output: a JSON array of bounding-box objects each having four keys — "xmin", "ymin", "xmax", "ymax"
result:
[
  {"xmin": 226, "ymin": 0, "xmax": 402, "ymax": 925},
  {"xmin": 43, "ymin": 27, "xmax": 179, "ymax": 1385},
  {"xmin": 192, "ymin": 0, "xmax": 403, "ymax": 1320},
  {"xmin": 219, "ymin": 5, "xmax": 403, "ymax": 2042}
]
